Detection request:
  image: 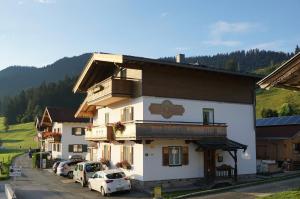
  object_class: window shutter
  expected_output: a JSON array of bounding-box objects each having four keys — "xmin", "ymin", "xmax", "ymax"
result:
[
  {"xmin": 120, "ymin": 109, "xmax": 124, "ymax": 122},
  {"xmin": 109, "ymin": 145, "xmax": 111, "ymax": 160},
  {"xmin": 162, "ymin": 147, "xmax": 169, "ymax": 166},
  {"xmin": 130, "ymin": 107, "xmax": 134, "ymax": 121},
  {"xmin": 182, "ymin": 146, "xmax": 189, "ymax": 165},
  {"xmin": 71, "ymin": 128, "xmax": 75, "ymax": 135},
  {"xmin": 81, "ymin": 128, "xmax": 85, "ymax": 135},
  {"xmin": 131, "ymin": 146, "xmax": 134, "ymax": 165},
  {"xmin": 102, "ymin": 145, "xmax": 105, "ymax": 159},
  {"xmin": 68, "ymin": 145, "xmax": 73, "ymax": 152},
  {"xmin": 120, "ymin": 146, "xmax": 124, "ymax": 161},
  {"xmin": 82, "ymin": 145, "xmax": 88, "ymax": 152}
]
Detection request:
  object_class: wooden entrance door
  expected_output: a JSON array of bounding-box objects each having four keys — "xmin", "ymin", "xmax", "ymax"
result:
[{"xmin": 204, "ymin": 149, "xmax": 216, "ymax": 182}]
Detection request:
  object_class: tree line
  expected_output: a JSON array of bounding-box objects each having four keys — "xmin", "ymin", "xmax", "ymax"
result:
[{"xmin": 0, "ymin": 76, "xmax": 84, "ymax": 125}]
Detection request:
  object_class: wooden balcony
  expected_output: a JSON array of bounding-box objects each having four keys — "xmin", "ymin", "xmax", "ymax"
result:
[
  {"xmin": 86, "ymin": 77, "xmax": 137, "ymax": 107},
  {"xmin": 114, "ymin": 120, "xmax": 227, "ymax": 140},
  {"xmin": 85, "ymin": 125, "xmax": 114, "ymax": 141}
]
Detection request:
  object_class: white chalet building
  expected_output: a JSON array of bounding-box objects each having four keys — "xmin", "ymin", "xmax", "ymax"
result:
[
  {"xmin": 73, "ymin": 53, "xmax": 258, "ymax": 189},
  {"xmin": 38, "ymin": 107, "xmax": 89, "ymax": 160}
]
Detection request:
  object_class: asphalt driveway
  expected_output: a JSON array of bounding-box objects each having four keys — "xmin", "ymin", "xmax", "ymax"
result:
[{"xmin": 9, "ymin": 154, "xmax": 149, "ymax": 199}]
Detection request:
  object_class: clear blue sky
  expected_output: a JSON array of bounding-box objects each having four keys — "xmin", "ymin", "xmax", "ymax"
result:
[{"xmin": 0, "ymin": 0, "xmax": 299, "ymax": 69}]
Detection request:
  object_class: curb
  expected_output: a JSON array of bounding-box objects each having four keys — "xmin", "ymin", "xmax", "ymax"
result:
[{"xmin": 171, "ymin": 173, "xmax": 300, "ymax": 199}]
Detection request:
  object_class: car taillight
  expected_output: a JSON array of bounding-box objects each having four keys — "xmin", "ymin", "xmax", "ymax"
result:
[
  {"xmin": 124, "ymin": 177, "xmax": 129, "ymax": 180},
  {"xmin": 105, "ymin": 180, "xmax": 113, "ymax": 183}
]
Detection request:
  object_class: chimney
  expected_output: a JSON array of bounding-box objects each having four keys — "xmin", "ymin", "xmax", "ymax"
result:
[{"xmin": 176, "ymin": 54, "xmax": 185, "ymax": 63}]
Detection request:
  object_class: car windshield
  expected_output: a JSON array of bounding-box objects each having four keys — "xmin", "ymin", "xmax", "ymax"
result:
[
  {"xmin": 106, "ymin": 172, "xmax": 125, "ymax": 179},
  {"xmin": 85, "ymin": 163, "xmax": 102, "ymax": 173}
]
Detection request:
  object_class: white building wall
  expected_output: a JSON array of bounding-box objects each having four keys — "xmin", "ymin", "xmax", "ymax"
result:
[
  {"xmin": 99, "ymin": 141, "xmax": 144, "ymax": 181},
  {"xmin": 143, "ymin": 139, "xmax": 204, "ymax": 181},
  {"xmin": 93, "ymin": 97, "xmax": 143, "ymax": 126},
  {"xmin": 52, "ymin": 122, "xmax": 89, "ymax": 160},
  {"xmin": 142, "ymin": 96, "xmax": 256, "ymax": 175}
]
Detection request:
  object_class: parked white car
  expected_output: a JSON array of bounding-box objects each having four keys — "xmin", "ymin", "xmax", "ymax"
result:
[
  {"xmin": 56, "ymin": 160, "xmax": 82, "ymax": 178},
  {"xmin": 73, "ymin": 161, "xmax": 103, "ymax": 186},
  {"xmin": 88, "ymin": 169, "xmax": 131, "ymax": 196}
]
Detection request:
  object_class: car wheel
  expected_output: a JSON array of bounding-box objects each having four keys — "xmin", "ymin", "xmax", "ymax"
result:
[
  {"xmin": 88, "ymin": 182, "xmax": 92, "ymax": 191},
  {"xmin": 67, "ymin": 171, "xmax": 73, "ymax": 179},
  {"xmin": 81, "ymin": 180, "xmax": 85, "ymax": 187},
  {"xmin": 100, "ymin": 187, "xmax": 106, "ymax": 197}
]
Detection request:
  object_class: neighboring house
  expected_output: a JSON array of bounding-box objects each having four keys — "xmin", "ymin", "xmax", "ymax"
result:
[
  {"xmin": 73, "ymin": 53, "xmax": 258, "ymax": 189},
  {"xmin": 256, "ymin": 116, "xmax": 300, "ymax": 164},
  {"xmin": 38, "ymin": 107, "xmax": 89, "ymax": 160}
]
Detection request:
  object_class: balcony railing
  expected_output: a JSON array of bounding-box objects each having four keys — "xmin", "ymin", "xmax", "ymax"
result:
[
  {"xmin": 86, "ymin": 120, "xmax": 227, "ymax": 141},
  {"xmin": 85, "ymin": 125, "xmax": 114, "ymax": 141},
  {"xmin": 86, "ymin": 77, "xmax": 137, "ymax": 106},
  {"xmin": 114, "ymin": 120, "xmax": 227, "ymax": 140}
]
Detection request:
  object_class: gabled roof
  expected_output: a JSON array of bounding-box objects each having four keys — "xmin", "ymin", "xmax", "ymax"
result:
[
  {"xmin": 256, "ymin": 115, "xmax": 300, "ymax": 127},
  {"xmin": 41, "ymin": 107, "xmax": 89, "ymax": 126},
  {"xmin": 73, "ymin": 53, "xmax": 261, "ymax": 93}
]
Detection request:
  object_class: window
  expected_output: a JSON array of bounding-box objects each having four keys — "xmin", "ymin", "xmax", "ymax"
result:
[
  {"xmin": 105, "ymin": 113, "xmax": 109, "ymax": 125},
  {"xmin": 57, "ymin": 144, "xmax": 61, "ymax": 152},
  {"xmin": 293, "ymin": 143, "xmax": 300, "ymax": 153},
  {"xmin": 203, "ymin": 108, "xmax": 214, "ymax": 124},
  {"xmin": 72, "ymin": 128, "xmax": 85, "ymax": 136},
  {"xmin": 103, "ymin": 145, "xmax": 111, "ymax": 160},
  {"xmin": 162, "ymin": 146, "xmax": 189, "ymax": 167},
  {"xmin": 169, "ymin": 147, "xmax": 181, "ymax": 166},
  {"xmin": 53, "ymin": 143, "xmax": 57, "ymax": 151},
  {"xmin": 69, "ymin": 144, "xmax": 88, "ymax": 153},
  {"xmin": 121, "ymin": 145, "xmax": 133, "ymax": 164},
  {"xmin": 121, "ymin": 107, "xmax": 134, "ymax": 122}
]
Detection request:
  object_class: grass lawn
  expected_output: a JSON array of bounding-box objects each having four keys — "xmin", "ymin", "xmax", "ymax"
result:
[
  {"xmin": 0, "ymin": 117, "xmax": 37, "ymax": 180},
  {"xmin": 258, "ymin": 188, "xmax": 300, "ymax": 199},
  {"xmin": 256, "ymin": 88, "xmax": 300, "ymax": 118}
]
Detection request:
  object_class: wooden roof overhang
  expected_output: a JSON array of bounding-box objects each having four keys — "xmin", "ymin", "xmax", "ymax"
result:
[
  {"xmin": 258, "ymin": 52, "xmax": 300, "ymax": 91},
  {"xmin": 73, "ymin": 53, "xmax": 261, "ymax": 94},
  {"xmin": 75, "ymin": 97, "xmax": 96, "ymax": 118}
]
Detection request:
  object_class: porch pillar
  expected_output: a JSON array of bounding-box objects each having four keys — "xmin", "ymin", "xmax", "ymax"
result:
[{"xmin": 234, "ymin": 150, "xmax": 237, "ymax": 182}]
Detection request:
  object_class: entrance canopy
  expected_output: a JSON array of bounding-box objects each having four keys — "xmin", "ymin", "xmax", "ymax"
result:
[{"xmin": 194, "ymin": 137, "xmax": 247, "ymax": 151}]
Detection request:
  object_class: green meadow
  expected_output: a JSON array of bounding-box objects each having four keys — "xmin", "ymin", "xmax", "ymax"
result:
[{"xmin": 0, "ymin": 117, "xmax": 37, "ymax": 179}]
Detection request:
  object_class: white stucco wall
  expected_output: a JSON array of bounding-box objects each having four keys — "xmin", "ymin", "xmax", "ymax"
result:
[
  {"xmin": 142, "ymin": 96, "xmax": 256, "ymax": 175},
  {"xmin": 93, "ymin": 97, "xmax": 143, "ymax": 126},
  {"xmin": 98, "ymin": 141, "xmax": 144, "ymax": 181},
  {"xmin": 51, "ymin": 122, "xmax": 89, "ymax": 160},
  {"xmin": 143, "ymin": 139, "xmax": 204, "ymax": 181}
]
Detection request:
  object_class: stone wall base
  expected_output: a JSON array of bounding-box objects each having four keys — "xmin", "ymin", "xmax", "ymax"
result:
[{"xmin": 131, "ymin": 174, "xmax": 257, "ymax": 192}]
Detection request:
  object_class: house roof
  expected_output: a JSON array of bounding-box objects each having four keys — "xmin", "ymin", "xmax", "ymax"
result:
[
  {"xmin": 73, "ymin": 53, "xmax": 261, "ymax": 93},
  {"xmin": 256, "ymin": 116, "xmax": 300, "ymax": 139},
  {"xmin": 256, "ymin": 125, "xmax": 300, "ymax": 139},
  {"xmin": 256, "ymin": 115, "xmax": 300, "ymax": 127},
  {"xmin": 258, "ymin": 52, "xmax": 300, "ymax": 91},
  {"xmin": 194, "ymin": 137, "xmax": 247, "ymax": 151},
  {"xmin": 44, "ymin": 107, "xmax": 89, "ymax": 124}
]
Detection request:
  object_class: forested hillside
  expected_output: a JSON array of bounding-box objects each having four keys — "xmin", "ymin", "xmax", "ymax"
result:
[
  {"xmin": 0, "ymin": 77, "xmax": 84, "ymax": 124},
  {"xmin": 0, "ymin": 47, "xmax": 299, "ymax": 124},
  {"xmin": 162, "ymin": 49, "xmax": 295, "ymax": 72},
  {"xmin": 0, "ymin": 53, "xmax": 90, "ymax": 98}
]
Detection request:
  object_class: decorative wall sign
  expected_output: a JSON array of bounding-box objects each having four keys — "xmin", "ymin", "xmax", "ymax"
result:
[{"xmin": 149, "ymin": 100, "xmax": 185, "ymax": 119}]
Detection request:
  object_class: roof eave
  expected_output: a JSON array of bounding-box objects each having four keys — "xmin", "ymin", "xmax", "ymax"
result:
[{"xmin": 73, "ymin": 53, "xmax": 124, "ymax": 93}]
